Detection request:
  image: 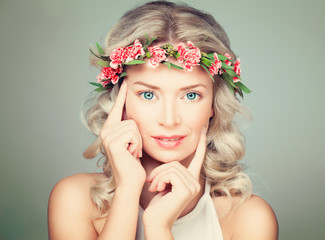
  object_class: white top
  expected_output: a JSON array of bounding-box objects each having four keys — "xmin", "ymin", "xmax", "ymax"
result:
[{"xmin": 136, "ymin": 181, "xmax": 224, "ymax": 240}]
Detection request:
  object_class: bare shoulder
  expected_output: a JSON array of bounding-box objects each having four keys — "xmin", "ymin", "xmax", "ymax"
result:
[
  {"xmin": 49, "ymin": 173, "xmax": 103, "ymax": 209},
  {"xmin": 48, "ymin": 173, "xmax": 105, "ymax": 240},
  {"xmin": 50, "ymin": 172, "xmax": 103, "ymax": 194},
  {"xmin": 212, "ymin": 194, "xmax": 278, "ymax": 240}
]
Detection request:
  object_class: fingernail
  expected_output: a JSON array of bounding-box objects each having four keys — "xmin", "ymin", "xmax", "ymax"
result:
[{"xmin": 202, "ymin": 127, "xmax": 207, "ymax": 134}]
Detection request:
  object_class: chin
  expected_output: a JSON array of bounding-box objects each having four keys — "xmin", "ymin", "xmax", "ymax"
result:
[{"xmin": 143, "ymin": 149, "xmax": 195, "ymax": 165}]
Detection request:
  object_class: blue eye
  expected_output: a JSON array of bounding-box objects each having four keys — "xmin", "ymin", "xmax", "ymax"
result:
[
  {"xmin": 141, "ymin": 91, "xmax": 154, "ymax": 100},
  {"xmin": 186, "ymin": 92, "xmax": 198, "ymax": 100}
]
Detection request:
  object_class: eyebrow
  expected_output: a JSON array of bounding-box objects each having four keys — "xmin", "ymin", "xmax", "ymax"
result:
[{"xmin": 132, "ymin": 81, "xmax": 208, "ymax": 91}]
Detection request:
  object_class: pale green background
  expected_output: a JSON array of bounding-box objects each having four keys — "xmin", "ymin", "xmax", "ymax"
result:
[{"xmin": 0, "ymin": 0, "xmax": 324, "ymax": 239}]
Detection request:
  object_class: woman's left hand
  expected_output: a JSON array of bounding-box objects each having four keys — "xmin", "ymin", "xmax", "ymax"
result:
[{"xmin": 143, "ymin": 128, "xmax": 207, "ymax": 231}]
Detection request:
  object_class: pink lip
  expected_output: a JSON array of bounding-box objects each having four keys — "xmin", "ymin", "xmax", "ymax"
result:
[{"xmin": 152, "ymin": 135, "xmax": 186, "ymax": 149}]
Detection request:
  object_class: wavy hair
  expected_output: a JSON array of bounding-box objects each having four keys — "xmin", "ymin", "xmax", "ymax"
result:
[{"xmin": 82, "ymin": 0, "xmax": 252, "ymax": 215}]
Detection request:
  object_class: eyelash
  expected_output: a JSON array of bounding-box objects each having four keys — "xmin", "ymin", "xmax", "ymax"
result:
[
  {"xmin": 139, "ymin": 90, "xmax": 157, "ymax": 100},
  {"xmin": 138, "ymin": 90, "xmax": 202, "ymax": 101},
  {"xmin": 184, "ymin": 91, "xmax": 202, "ymax": 101}
]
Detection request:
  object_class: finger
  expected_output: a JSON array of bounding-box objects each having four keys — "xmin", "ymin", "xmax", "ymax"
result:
[
  {"xmin": 148, "ymin": 168, "xmax": 185, "ymax": 192},
  {"xmin": 147, "ymin": 161, "xmax": 184, "ymax": 182},
  {"xmin": 148, "ymin": 164, "xmax": 196, "ymax": 192},
  {"xmin": 105, "ymin": 127, "xmax": 141, "ymax": 157},
  {"xmin": 105, "ymin": 80, "xmax": 128, "ymax": 125},
  {"xmin": 188, "ymin": 127, "xmax": 207, "ymax": 179},
  {"xmin": 149, "ymin": 170, "xmax": 187, "ymax": 193},
  {"xmin": 101, "ymin": 119, "xmax": 143, "ymax": 158}
]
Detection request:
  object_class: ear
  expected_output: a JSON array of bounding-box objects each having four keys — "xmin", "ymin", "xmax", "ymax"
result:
[{"xmin": 210, "ymin": 105, "xmax": 214, "ymax": 118}]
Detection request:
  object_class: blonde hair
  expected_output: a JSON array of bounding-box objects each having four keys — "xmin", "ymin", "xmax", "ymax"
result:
[{"xmin": 83, "ymin": 0, "xmax": 252, "ymax": 215}]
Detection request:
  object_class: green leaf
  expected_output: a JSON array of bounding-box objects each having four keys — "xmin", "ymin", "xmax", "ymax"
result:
[
  {"xmin": 89, "ymin": 48, "xmax": 101, "ymax": 59},
  {"xmin": 170, "ymin": 63, "xmax": 183, "ymax": 70},
  {"xmin": 96, "ymin": 43, "xmax": 105, "ymax": 55},
  {"xmin": 89, "ymin": 82, "xmax": 103, "ymax": 88},
  {"xmin": 222, "ymin": 73, "xmax": 237, "ymax": 88},
  {"xmin": 237, "ymin": 88, "xmax": 244, "ymax": 98},
  {"xmin": 217, "ymin": 54, "xmax": 227, "ymax": 61},
  {"xmin": 124, "ymin": 60, "xmax": 146, "ymax": 65},
  {"xmin": 235, "ymin": 81, "xmax": 251, "ymax": 94},
  {"xmin": 94, "ymin": 87, "xmax": 104, "ymax": 92},
  {"xmin": 97, "ymin": 61, "xmax": 109, "ymax": 67},
  {"xmin": 225, "ymin": 69, "xmax": 237, "ymax": 77},
  {"xmin": 163, "ymin": 61, "xmax": 172, "ymax": 70},
  {"xmin": 201, "ymin": 57, "xmax": 212, "ymax": 67},
  {"xmin": 149, "ymin": 36, "xmax": 157, "ymax": 45},
  {"xmin": 145, "ymin": 33, "xmax": 149, "ymax": 45},
  {"xmin": 120, "ymin": 72, "xmax": 127, "ymax": 78},
  {"xmin": 221, "ymin": 62, "xmax": 233, "ymax": 69},
  {"xmin": 235, "ymin": 88, "xmax": 244, "ymax": 99},
  {"xmin": 200, "ymin": 63, "xmax": 215, "ymax": 82},
  {"xmin": 206, "ymin": 53, "xmax": 215, "ymax": 59}
]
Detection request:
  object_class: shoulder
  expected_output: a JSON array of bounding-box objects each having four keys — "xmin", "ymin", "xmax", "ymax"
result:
[
  {"xmin": 232, "ymin": 195, "xmax": 278, "ymax": 239},
  {"xmin": 212, "ymin": 194, "xmax": 278, "ymax": 240},
  {"xmin": 49, "ymin": 173, "xmax": 102, "ymax": 207},
  {"xmin": 48, "ymin": 173, "xmax": 105, "ymax": 239}
]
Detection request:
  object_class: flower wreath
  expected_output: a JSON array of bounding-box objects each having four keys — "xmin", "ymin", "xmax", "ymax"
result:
[{"xmin": 89, "ymin": 35, "xmax": 251, "ymax": 98}]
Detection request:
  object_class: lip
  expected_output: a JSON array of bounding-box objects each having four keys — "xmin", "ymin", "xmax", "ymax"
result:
[{"xmin": 152, "ymin": 135, "xmax": 186, "ymax": 149}]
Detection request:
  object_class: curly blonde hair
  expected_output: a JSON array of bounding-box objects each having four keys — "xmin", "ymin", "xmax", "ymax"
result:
[{"xmin": 83, "ymin": 0, "xmax": 252, "ymax": 215}]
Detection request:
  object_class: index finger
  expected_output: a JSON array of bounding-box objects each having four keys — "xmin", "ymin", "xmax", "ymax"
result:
[
  {"xmin": 188, "ymin": 127, "xmax": 207, "ymax": 179},
  {"xmin": 105, "ymin": 80, "xmax": 128, "ymax": 125}
]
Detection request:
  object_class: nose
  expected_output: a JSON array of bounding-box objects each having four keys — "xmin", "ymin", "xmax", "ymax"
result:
[{"xmin": 158, "ymin": 98, "xmax": 181, "ymax": 128}]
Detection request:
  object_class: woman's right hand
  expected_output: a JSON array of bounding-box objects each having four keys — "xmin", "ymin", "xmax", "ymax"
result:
[{"xmin": 100, "ymin": 81, "xmax": 146, "ymax": 192}]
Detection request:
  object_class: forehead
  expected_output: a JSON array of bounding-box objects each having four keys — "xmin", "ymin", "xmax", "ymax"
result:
[{"xmin": 125, "ymin": 62, "xmax": 213, "ymax": 90}]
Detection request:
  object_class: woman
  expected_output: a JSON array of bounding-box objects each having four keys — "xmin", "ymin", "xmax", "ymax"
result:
[{"xmin": 48, "ymin": 1, "xmax": 278, "ymax": 239}]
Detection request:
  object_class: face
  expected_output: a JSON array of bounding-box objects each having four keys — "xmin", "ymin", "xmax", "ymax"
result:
[{"xmin": 125, "ymin": 61, "xmax": 214, "ymax": 165}]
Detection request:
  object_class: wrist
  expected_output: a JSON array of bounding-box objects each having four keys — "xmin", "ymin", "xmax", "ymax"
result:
[
  {"xmin": 144, "ymin": 224, "xmax": 173, "ymax": 240},
  {"xmin": 115, "ymin": 182, "xmax": 144, "ymax": 197},
  {"xmin": 142, "ymin": 212, "xmax": 173, "ymax": 231}
]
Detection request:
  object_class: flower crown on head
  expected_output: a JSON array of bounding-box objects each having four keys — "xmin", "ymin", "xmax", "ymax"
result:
[{"xmin": 89, "ymin": 35, "xmax": 251, "ymax": 98}]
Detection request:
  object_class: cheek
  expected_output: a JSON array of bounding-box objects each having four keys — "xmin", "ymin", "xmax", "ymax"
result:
[
  {"xmin": 182, "ymin": 101, "xmax": 213, "ymax": 128},
  {"xmin": 125, "ymin": 94, "xmax": 151, "ymax": 126},
  {"xmin": 187, "ymin": 107, "xmax": 211, "ymax": 130}
]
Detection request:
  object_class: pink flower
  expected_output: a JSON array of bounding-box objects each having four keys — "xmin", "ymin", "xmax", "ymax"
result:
[
  {"xmin": 110, "ymin": 47, "xmax": 126, "ymax": 69},
  {"xmin": 224, "ymin": 53, "xmax": 232, "ymax": 66},
  {"xmin": 148, "ymin": 46, "xmax": 167, "ymax": 68},
  {"xmin": 233, "ymin": 59, "xmax": 241, "ymax": 76},
  {"xmin": 111, "ymin": 75, "xmax": 119, "ymax": 84},
  {"xmin": 96, "ymin": 67, "xmax": 122, "ymax": 86},
  {"xmin": 233, "ymin": 77, "xmax": 240, "ymax": 83},
  {"xmin": 96, "ymin": 72, "xmax": 106, "ymax": 83},
  {"xmin": 102, "ymin": 67, "xmax": 117, "ymax": 79},
  {"xmin": 209, "ymin": 53, "xmax": 222, "ymax": 76},
  {"xmin": 102, "ymin": 80, "xmax": 111, "ymax": 88},
  {"xmin": 126, "ymin": 39, "xmax": 145, "ymax": 62},
  {"xmin": 177, "ymin": 41, "xmax": 201, "ymax": 71},
  {"xmin": 110, "ymin": 39, "xmax": 145, "ymax": 67},
  {"xmin": 177, "ymin": 43, "xmax": 186, "ymax": 63},
  {"xmin": 115, "ymin": 67, "xmax": 123, "ymax": 74}
]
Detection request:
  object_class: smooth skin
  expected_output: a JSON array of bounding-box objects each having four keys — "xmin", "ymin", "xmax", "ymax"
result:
[{"xmin": 48, "ymin": 63, "xmax": 278, "ymax": 240}]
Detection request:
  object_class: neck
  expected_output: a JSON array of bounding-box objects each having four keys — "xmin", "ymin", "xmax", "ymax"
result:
[{"xmin": 139, "ymin": 152, "xmax": 206, "ymax": 218}]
